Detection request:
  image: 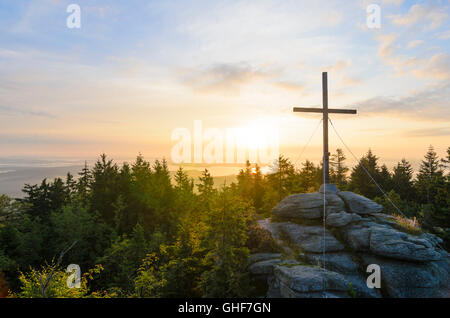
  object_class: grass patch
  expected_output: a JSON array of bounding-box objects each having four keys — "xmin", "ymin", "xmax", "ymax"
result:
[{"xmin": 392, "ymin": 214, "xmax": 422, "ymax": 236}]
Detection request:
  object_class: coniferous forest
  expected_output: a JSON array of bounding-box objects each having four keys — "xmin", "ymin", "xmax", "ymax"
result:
[{"xmin": 0, "ymin": 146, "xmax": 449, "ymax": 298}]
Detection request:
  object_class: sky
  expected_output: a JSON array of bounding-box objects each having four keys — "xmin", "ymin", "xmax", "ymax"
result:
[{"xmin": 0, "ymin": 0, "xmax": 449, "ymax": 172}]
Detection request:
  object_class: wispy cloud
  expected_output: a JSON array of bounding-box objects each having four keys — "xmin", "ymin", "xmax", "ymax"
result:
[
  {"xmin": 272, "ymin": 81, "xmax": 306, "ymax": 92},
  {"xmin": 391, "ymin": 3, "xmax": 448, "ymax": 30},
  {"xmin": 382, "ymin": 0, "xmax": 404, "ymax": 6},
  {"xmin": 356, "ymin": 82, "xmax": 450, "ymax": 120},
  {"xmin": 412, "ymin": 53, "xmax": 450, "ymax": 80},
  {"xmin": 180, "ymin": 62, "xmax": 274, "ymax": 94},
  {"xmin": 0, "ymin": 105, "xmax": 56, "ymax": 118},
  {"xmin": 404, "ymin": 127, "xmax": 450, "ymax": 137},
  {"xmin": 407, "ymin": 40, "xmax": 424, "ymax": 49},
  {"xmin": 376, "ymin": 33, "xmax": 450, "ymax": 80}
]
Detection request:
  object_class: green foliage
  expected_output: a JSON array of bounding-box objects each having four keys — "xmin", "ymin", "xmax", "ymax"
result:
[
  {"xmin": 348, "ymin": 149, "xmax": 383, "ymax": 198},
  {"xmin": 200, "ymin": 187, "xmax": 252, "ymax": 297},
  {"xmin": 348, "ymin": 283, "xmax": 356, "ymax": 298},
  {"xmin": 99, "ymin": 223, "xmax": 150, "ymax": 291},
  {"xmin": 330, "ymin": 148, "xmax": 349, "ymax": 188},
  {"xmin": 246, "ymin": 220, "xmax": 282, "ymax": 253},
  {"xmin": 14, "ymin": 263, "xmax": 104, "ymax": 298},
  {"xmin": 1, "ymin": 146, "xmax": 449, "ymax": 298}
]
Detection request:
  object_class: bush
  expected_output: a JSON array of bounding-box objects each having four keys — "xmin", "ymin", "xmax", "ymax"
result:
[{"xmin": 246, "ymin": 222, "xmax": 282, "ymax": 253}]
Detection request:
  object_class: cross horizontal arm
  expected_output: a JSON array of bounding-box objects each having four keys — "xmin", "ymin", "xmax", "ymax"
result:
[{"xmin": 293, "ymin": 107, "xmax": 357, "ymax": 114}]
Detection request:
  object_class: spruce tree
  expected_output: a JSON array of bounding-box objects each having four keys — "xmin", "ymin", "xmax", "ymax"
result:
[{"xmin": 330, "ymin": 148, "xmax": 349, "ymax": 188}]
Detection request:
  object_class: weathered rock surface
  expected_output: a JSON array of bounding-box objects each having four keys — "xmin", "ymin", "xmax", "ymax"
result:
[
  {"xmin": 337, "ymin": 191, "xmax": 383, "ymax": 214},
  {"xmin": 369, "ymin": 227, "xmax": 442, "ymax": 262},
  {"xmin": 253, "ymin": 186, "xmax": 450, "ymax": 298},
  {"xmin": 362, "ymin": 254, "xmax": 450, "ymax": 298},
  {"xmin": 273, "ymin": 265, "xmax": 350, "ymax": 298},
  {"xmin": 326, "ymin": 211, "xmax": 362, "ymax": 227},
  {"xmin": 249, "ymin": 259, "xmax": 283, "ymax": 275},
  {"xmin": 342, "ymin": 223, "xmax": 442, "ymax": 262},
  {"xmin": 342, "ymin": 223, "xmax": 372, "ymax": 250},
  {"xmin": 305, "ymin": 253, "xmax": 358, "ymax": 273},
  {"xmin": 271, "ymin": 192, "xmax": 344, "ymax": 219},
  {"xmin": 277, "ymin": 222, "xmax": 344, "ymax": 253}
]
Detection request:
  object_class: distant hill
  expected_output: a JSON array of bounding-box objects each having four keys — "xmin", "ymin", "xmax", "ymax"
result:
[
  {"xmin": 169, "ymin": 170, "xmax": 237, "ymax": 189},
  {"xmin": 0, "ymin": 166, "xmax": 237, "ymax": 198}
]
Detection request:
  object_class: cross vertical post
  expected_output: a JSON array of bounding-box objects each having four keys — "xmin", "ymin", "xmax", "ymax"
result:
[{"xmin": 322, "ymin": 72, "xmax": 330, "ymax": 184}]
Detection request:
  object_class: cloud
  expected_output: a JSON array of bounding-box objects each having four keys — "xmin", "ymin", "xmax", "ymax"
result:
[
  {"xmin": 376, "ymin": 32, "xmax": 450, "ymax": 80},
  {"xmin": 391, "ymin": 4, "xmax": 448, "ymax": 30},
  {"xmin": 323, "ymin": 60, "xmax": 352, "ymax": 73},
  {"xmin": 382, "ymin": 0, "xmax": 404, "ymax": 6},
  {"xmin": 356, "ymin": 82, "xmax": 450, "ymax": 120},
  {"xmin": 438, "ymin": 30, "xmax": 450, "ymax": 40},
  {"xmin": 407, "ymin": 40, "xmax": 424, "ymax": 49},
  {"xmin": 412, "ymin": 53, "xmax": 450, "ymax": 80},
  {"xmin": 84, "ymin": 5, "xmax": 119, "ymax": 18},
  {"xmin": 180, "ymin": 63, "xmax": 273, "ymax": 94},
  {"xmin": 11, "ymin": 0, "xmax": 62, "ymax": 34},
  {"xmin": 404, "ymin": 127, "xmax": 450, "ymax": 137},
  {"xmin": 0, "ymin": 105, "xmax": 56, "ymax": 118},
  {"xmin": 377, "ymin": 33, "xmax": 398, "ymax": 59},
  {"xmin": 341, "ymin": 76, "xmax": 364, "ymax": 86},
  {"xmin": 272, "ymin": 81, "xmax": 306, "ymax": 92}
]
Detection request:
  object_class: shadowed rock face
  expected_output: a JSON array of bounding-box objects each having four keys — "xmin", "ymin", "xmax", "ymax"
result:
[
  {"xmin": 251, "ymin": 187, "xmax": 449, "ymax": 298},
  {"xmin": 361, "ymin": 254, "xmax": 450, "ymax": 298},
  {"xmin": 274, "ymin": 265, "xmax": 350, "ymax": 298},
  {"xmin": 326, "ymin": 211, "xmax": 362, "ymax": 227},
  {"xmin": 276, "ymin": 222, "xmax": 344, "ymax": 253}
]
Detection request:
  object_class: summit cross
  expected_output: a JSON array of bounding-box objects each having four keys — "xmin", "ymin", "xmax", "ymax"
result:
[{"xmin": 293, "ymin": 72, "xmax": 357, "ymax": 184}]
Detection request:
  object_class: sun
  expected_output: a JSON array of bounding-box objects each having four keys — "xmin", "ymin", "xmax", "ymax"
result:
[{"xmin": 236, "ymin": 118, "xmax": 279, "ymax": 150}]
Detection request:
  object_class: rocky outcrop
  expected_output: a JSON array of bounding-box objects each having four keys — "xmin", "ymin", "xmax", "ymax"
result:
[
  {"xmin": 250, "ymin": 186, "xmax": 450, "ymax": 298},
  {"xmin": 326, "ymin": 211, "xmax": 362, "ymax": 227},
  {"xmin": 361, "ymin": 254, "xmax": 450, "ymax": 298},
  {"xmin": 337, "ymin": 191, "xmax": 383, "ymax": 214},
  {"xmin": 342, "ymin": 222, "xmax": 442, "ymax": 262},
  {"xmin": 305, "ymin": 253, "xmax": 358, "ymax": 273},
  {"xmin": 273, "ymin": 265, "xmax": 350, "ymax": 298},
  {"xmin": 276, "ymin": 222, "xmax": 344, "ymax": 253},
  {"xmin": 271, "ymin": 192, "xmax": 345, "ymax": 219}
]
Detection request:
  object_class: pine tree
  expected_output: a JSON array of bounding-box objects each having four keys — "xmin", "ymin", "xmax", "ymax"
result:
[
  {"xmin": 237, "ymin": 161, "xmax": 253, "ymax": 201},
  {"xmin": 298, "ymin": 160, "xmax": 321, "ymax": 192},
  {"xmin": 90, "ymin": 154, "xmax": 120, "ymax": 225},
  {"xmin": 77, "ymin": 161, "xmax": 91, "ymax": 206},
  {"xmin": 415, "ymin": 146, "xmax": 443, "ymax": 204},
  {"xmin": 251, "ymin": 164, "xmax": 265, "ymax": 213},
  {"xmin": 348, "ymin": 149, "xmax": 381, "ymax": 199},
  {"xmin": 378, "ymin": 164, "xmax": 392, "ymax": 192},
  {"xmin": 266, "ymin": 155, "xmax": 297, "ymax": 200},
  {"xmin": 392, "ymin": 159, "xmax": 414, "ymax": 201},
  {"xmin": 200, "ymin": 187, "xmax": 251, "ymax": 297},
  {"xmin": 330, "ymin": 148, "xmax": 349, "ymax": 188},
  {"xmin": 440, "ymin": 146, "xmax": 450, "ymax": 171},
  {"xmin": 174, "ymin": 167, "xmax": 194, "ymax": 193}
]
